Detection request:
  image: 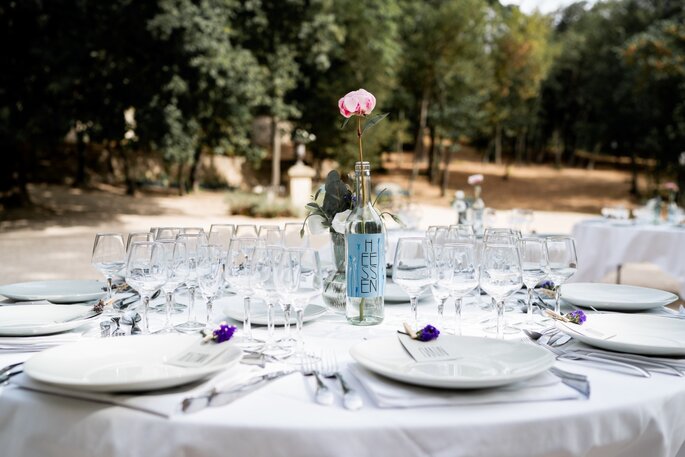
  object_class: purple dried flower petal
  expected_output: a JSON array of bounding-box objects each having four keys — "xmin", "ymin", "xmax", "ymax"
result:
[
  {"xmin": 416, "ymin": 324, "xmax": 440, "ymax": 342},
  {"xmin": 213, "ymin": 323, "xmax": 237, "ymax": 343},
  {"xmin": 565, "ymin": 310, "xmax": 586, "ymax": 325}
]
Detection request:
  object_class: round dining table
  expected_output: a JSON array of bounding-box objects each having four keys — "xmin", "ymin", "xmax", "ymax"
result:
[
  {"xmin": 571, "ymin": 219, "xmax": 685, "ymax": 297},
  {"xmin": 0, "ymin": 294, "xmax": 684, "ymax": 457}
]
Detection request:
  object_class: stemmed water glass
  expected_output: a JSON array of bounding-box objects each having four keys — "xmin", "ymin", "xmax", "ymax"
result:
[
  {"xmin": 234, "ymin": 224, "xmax": 259, "ymax": 238},
  {"xmin": 155, "ymin": 240, "xmax": 188, "ymax": 333},
  {"xmin": 225, "ymin": 237, "xmax": 261, "ymax": 348},
  {"xmin": 125, "ymin": 241, "xmax": 167, "ymax": 334},
  {"xmin": 479, "ymin": 239, "xmax": 523, "ymax": 339},
  {"xmin": 283, "ymin": 222, "xmax": 309, "ymax": 248},
  {"xmin": 545, "ymin": 236, "xmax": 578, "ymax": 314},
  {"xmin": 251, "ymin": 244, "xmax": 285, "ymax": 352},
  {"xmin": 126, "ymin": 232, "xmax": 154, "ymax": 252},
  {"xmin": 91, "ymin": 233, "xmax": 126, "ymax": 302},
  {"xmin": 428, "ymin": 240, "xmax": 451, "ymax": 329},
  {"xmin": 275, "ymin": 247, "xmax": 323, "ymax": 362},
  {"xmin": 258, "ymin": 225, "xmax": 283, "ymax": 245},
  {"xmin": 443, "ymin": 242, "xmax": 479, "ymax": 335},
  {"xmin": 208, "ymin": 224, "xmax": 235, "ymax": 252},
  {"xmin": 175, "ymin": 233, "xmax": 206, "ymax": 333},
  {"xmin": 154, "ymin": 227, "xmax": 182, "ymax": 241},
  {"xmin": 196, "ymin": 244, "xmax": 224, "ymax": 325},
  {"xmin": 392, "ymin": 237, "xmax": 434, "ymax": 330},
  {"xmin": 520, "ymin": 237, "xmax": 549, "ymax": 324}
]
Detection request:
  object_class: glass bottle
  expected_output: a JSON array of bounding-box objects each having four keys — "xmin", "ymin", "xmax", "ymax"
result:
[
  {"xmin": 345, "ymin": 161, "xmax": 386, "ymax": 325},
  {"xmin": 471, "ymin": 185, "xmax": 485, "ymax": 235}
]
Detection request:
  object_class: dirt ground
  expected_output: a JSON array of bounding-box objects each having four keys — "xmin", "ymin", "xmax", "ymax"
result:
[{"xmin": 0, "ymin": 155, "xmax": 642, "ymax": 283}]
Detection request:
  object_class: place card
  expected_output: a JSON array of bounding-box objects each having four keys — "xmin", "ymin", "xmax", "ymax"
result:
[
  {"xmin": 166, "ymin": 339, "xmax": 235, "ymax": 368},
  {"xmin": 397, "ymin": 334, "xmax": 462, "ymax": 362}
]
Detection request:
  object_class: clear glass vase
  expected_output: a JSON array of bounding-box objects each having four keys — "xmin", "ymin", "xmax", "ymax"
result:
[
  {"xmin": 345, "ymin": 161, "xmax": 385, "ymax": 326},
  {"xmin": 322, "ymin": 231, "xmax": 346, "ymax": 314}
]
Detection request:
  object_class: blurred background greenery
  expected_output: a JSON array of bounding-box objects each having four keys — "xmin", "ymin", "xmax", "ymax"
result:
[{"xmin": 1, "ymin": 0, "xmax": 683, "ymax": 210}]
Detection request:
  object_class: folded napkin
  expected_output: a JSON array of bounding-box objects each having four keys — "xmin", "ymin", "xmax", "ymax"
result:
[
  {"xmin": 7, "ymin": 365, "xmax": 280, "ymax": 418},
  {"xmin": 349, "ymin": 364, "xmax": 585, "ymax": 408},
  {"xmin": 0, "ymin": 333, "xmax": 84, "ymax": 352}
]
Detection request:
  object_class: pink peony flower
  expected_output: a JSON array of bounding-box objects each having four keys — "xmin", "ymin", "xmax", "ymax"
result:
[
  {"xmin": 663, "ymin": 182, "xmax": 679, "ymax": 192},
  {"xmin": 468, "ymin": 174, "xmax": 484, "ymax": 186},
  {"xmin": 338, "ymin": 89, "xmax": 376, "ymax": 118}
]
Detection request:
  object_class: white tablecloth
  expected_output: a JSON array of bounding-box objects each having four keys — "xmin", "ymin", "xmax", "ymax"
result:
[
  {"xmin": 571, "ymin": 219, "xmax": 685, "ymax": 296},
  {"xmin": 1, "ymin": 296, "xmax": 685, "ymax": 457}
]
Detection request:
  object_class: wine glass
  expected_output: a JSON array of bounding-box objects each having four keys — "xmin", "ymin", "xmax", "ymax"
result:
[
  {"xmin": 208, "ymin": 224, "xmax": 235, "ymax": 253},
  {"xmin": 479, "ymin": 240, "xmax": 523, "ymax": 339},
  {"xmin": 252, "ymin": 244, "xmax": 286, "ymax": 352},
  {"xmin": 125, "ymin": 241, "xmax": 167, "ymax": 334},
  {"xmin": 545, "ymin": 236, "xmax": 578, "ymax": 314},
  {"xmin": 392, "ymin": 237, "xmax": 434, "ymax": 330},
  {"xmin": 283, "ymin": 222, "xmax": 309, "ymax": 248},
  {"xmin": 275, "ymin": 247, "xmax": 323, "ymax": 362},
  {"xmin": 443, "ymin": 242, "xmax": 479, "ymax": 335},
  {"xmin": 225, "ymin": 237, "xmax": 261, "ymax": 348},
  {"xmin": 155, "ymin": 240, "xmax": 188, "ymax": 333},
  {"xmin": 126, "ymin": 232, "xmax": 154, "ymax": 252},
  {"xmin": 520, "ymin": 237, "xmax": 549, "ymax": 323},
  {"xmin": 428, "ymin": 241, "xmax": 452, "ymax": 329},
  {"xmin": 448, "ymin": 224, "xmax": 475, "ymax": 242},
  {"xmin": 258, "ymin": 225, "xmax": 283, "ymax": 246},
  {"xmin": 91, "ymin": 233, "xmax": 126, "ymax": 302},
  {"xmin": 175, "ymin": 233, "xmax": 206, "ymax": 333},
  {"xmin": 426, "ymin": 225, "xmax": 449, "ymax": 246},
  {"xmin": 196, "ymin": 244, "xmax": 224, "ymax": 326},
  {"xmin": 154, "ymin": 227, "xmax": 182, "ymax": 241},
  {"xmin": 234, "ymin": 224, "xmax": 259, "ymax": 238}
]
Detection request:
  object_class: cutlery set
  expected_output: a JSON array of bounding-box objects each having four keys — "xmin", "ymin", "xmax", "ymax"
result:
[{"xmin": 303, "ymin": 352, "xmax": 363, "ymax": 411}]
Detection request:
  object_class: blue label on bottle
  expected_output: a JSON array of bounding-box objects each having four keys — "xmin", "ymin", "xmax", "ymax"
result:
[{"xmin": 346, "ymin": 233, "xmax": 385, "ymax": 298}]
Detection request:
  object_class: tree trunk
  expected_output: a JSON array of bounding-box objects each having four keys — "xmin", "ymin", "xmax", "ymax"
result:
[
  {"xmin": 494, "ymin": 122, "xmax": 503, "ymax": 164},
  {"xmin": 0, "ymin": 141, "xmax": 31, "ymax": 208},
  {"xmin": 409, "ymin": 89, "xmax": 430, "ymax": 196},
  {"xmin": 440, "ymin": 143, "xmax": 453, "ymax": 198},
  {"xmin": 177, "ymin": 163, "xmax": 185, "ymax": 196},
  {"xmin": 188, "ymin": 145, "xmax": 203, "ymax": 193},
  {"xmin": 118, "ymin": 144, "xmax": 136, "ymax": 196},
  {"xmin": 515, "ymin": 128, "xmax": 527, "ymax": 164},
  {"xmin": 629, "ymin": 146, "xmax": 639, "ymax": 196},
  {"xmin": 72, "ymin": 131, "xmax": 87, "ymax": 188},
  {"xmin": 427, "ymin": 125, "xmax": 436, "ymax": 183},
  {"xmin": 271, "ymin": 116, "xmax": 281, "ymax": 195}
]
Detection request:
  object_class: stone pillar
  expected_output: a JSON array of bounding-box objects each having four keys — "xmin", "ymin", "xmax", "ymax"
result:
[{"xmin": 288, "ymin": 146, "xmax": 316, "ymax": 214}]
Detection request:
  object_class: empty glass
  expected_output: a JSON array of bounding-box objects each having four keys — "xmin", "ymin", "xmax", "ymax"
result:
[
  {"xmin": 258, "ymin": 225, "xmax": 283, "ymax": 246},
  {"xmin": 283, "ymin": 222, "xmax": 309, "ymax": 248},
  {"xmin": 197, "ymin": 244, "xmax": 224, "ymax": 325},
  {"xmin": 520, "ymin": 237, "xmax": 549, "ymax": 323},
  {"xmin": 234, "ymin": 224, "xmax": 259, "ymax": 238},
  {"xmin": 154, "ymin": 227, "xmax": 182, "ymax": 241},
  {"xmin": 251, "ymin": 244, "xmax": 285, "ymax": 350},
  {"xmin": 443, "ymin": 242, "xmax": 479, "ymax": 335},
  {"xmin": 275, "ymin": 248, "xmax": 323, "ymax": 361},
  {"xmin": 126, "ymin": 232, "xmax": 154, "ymax": 252},
  {"xmin": 447, "ymin": 224, "xmax": 475, "ymax": 241},
  {"xmin": 91, "ymin": 233, "xmax": 126, "ymax": 301},
  {"xmin": 545, "ymin": 236, "xmax": 578, "ymax": 314},
  {"xmin": 125, "ymin": 241, "xmax": 167, "ymax": 333},
  {"xmin": 208, "ymin": 224, "xmax": 235, "ymax": 252},
  {"xmin": 225, "ymin": 237, "xmax": 261, "ymax": 348},
  {"xmin": 175, "ymin": 233, "xmax": 206, "ymax": 333},
  {"xmin": 155, "ymin": 240, "xmax": 189, "ymax": 333},
  {"xmin": 480, "ymin": 241, "xmax": 523, "ymax": 339},
  {"xmin": 392, "ymin": 237, "xmax": 434, "ymax": 329}
]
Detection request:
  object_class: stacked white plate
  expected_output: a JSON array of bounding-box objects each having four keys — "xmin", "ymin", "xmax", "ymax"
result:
[
  {"xmin": 24, "ymin": 334, "xmax": 242, "ymax": 392},
  {"xmin": 0, "ymin": 280, "xmax": 106, "ymax": 303},
  {"xmin": 0, "ymin": 304, "xmax": 95, "ymax": 336},
  {"xmin": 350, "ymin": 335, "xmax": 554, "ymax": 389},
  {"xmin": 560, "ymin": 283, "xmax": 677, "ymax": 311}
]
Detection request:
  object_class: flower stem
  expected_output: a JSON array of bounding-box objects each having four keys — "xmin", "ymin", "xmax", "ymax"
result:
[{"xmin": 357, "ymin": 117, "xmax": 366, "ymax": 203}]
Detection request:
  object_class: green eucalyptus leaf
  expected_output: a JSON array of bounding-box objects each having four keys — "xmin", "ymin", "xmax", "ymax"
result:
[
  {"xmin": 340, "ymin": 117, "xmax": 351, "ymax": 129},
  {"xmin": 361, "ymin": 112, "xmax": 389, "ymax": 135}
]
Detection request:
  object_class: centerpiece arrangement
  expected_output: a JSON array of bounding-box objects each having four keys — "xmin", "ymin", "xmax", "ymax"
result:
[{"xmin": 303, "ymin": 89, "xmax": 399, "ymax": 326}]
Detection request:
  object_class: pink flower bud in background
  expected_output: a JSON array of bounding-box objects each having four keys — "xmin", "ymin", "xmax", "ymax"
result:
[
  {"xmin": 663, "ymin": 182, "xmax": 679, "ymax": 192},
  {"xmin": 468, "ymin": 174, "xmax": 484, "ymax": 186},
  {"xmin": 338, "ymin": 89, "xmax": 376, "ymax": 118}
]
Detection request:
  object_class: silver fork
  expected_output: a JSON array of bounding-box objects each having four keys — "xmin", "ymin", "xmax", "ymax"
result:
[
  {"xmin": 302, "ymin": 356, "xmax": 333, "ymax": 406},
  {"xmin": 320, "ymin": 350, "xmax": 363, "ymax": 411}
]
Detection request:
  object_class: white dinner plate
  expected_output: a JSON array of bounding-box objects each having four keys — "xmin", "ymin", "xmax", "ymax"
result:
[
  {"xmin": 219, "ymin": 296, "xmax": 327, "ymax": 326},
  {"xmin": 556, "ymin": 314, "xmax": 685, "ymax": 356},
  {"xmin": 0, "ymin": 280, "xmax": 106, "ymax": 303},
  {"xmin": 384, "ymin": 281, "xmax": 430, "ymax": 304},
  {"xmin": 350, "ymin": 335, "xmax": 554, "ymax": 389},
  {"xmin": 24, "ymin": 334, "xmax": 242, "ymax": 392},
  {"xmin": 561, "ymin": 283, "xmax": 678, "ymax": 311},
  {"xmin": 0, "ymin": 304, "xmax": 95, "ymax": 336}
]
